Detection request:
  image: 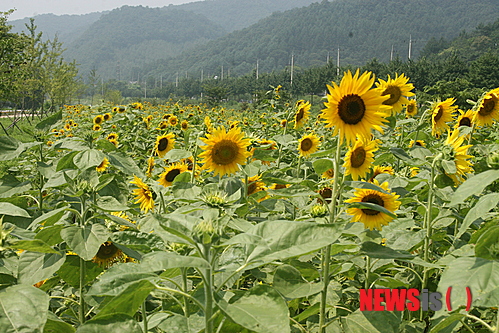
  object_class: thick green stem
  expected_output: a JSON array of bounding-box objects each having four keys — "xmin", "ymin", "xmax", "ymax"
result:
[
  {"xmin": 79, "ymin": 257, "xmax": 86, "ymax": 324},
  {"xmin": 142, "ymin": 300, "xmax": 148, "ymax": 333},
  {"xmin": 319, "ymin": 136, "xmax": 342, "ymax": 333},
  {"xmin": 365, "ymin": 256, "xmax": 371, "ymax": 289},
  {"xmin": 203, "ymin": 244, "xmax": 214, "ymax": 333},
  {"xmin": 182, "ymin": 267, "xmax": 190, "ymax": 317}
]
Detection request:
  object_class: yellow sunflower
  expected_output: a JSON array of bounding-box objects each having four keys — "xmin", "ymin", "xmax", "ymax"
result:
[
  {"xmin": 376, "ymin": 73, "xmax": 415, "ymax": 115},
  {"xmin": 293, "ymin": 100, "xmax": 311, "ymax": 129},
  {"xmin": 245, "ymin": 174, "xmax": 267, "ymax": 196},
  {"xmin": 298, "ymin": 133, "xmax": 320, "ymax": 158},
  {"xmin": 473, "ymin": 88, "xmax": 499, "ymax": 127},
  {"xmin": 146, "ymin": 157, "xmax": 154, "ymax": 177},
  {"xmin": 454, "ymin": 109, "xmax": 474, "ymax": 129},
  {"xmin": 321, "ymin": 69, "xmax": 390, "ymax": 144},
  {"xmin": 405, "ymin": 99, "xmax": 418, "ymax": 117},
  {"xmin": 158, "ymin": 162, "xmax": 189, "ymax": 187},
  {"xmin": 169, "ymin": 115, "xmax": 178, "ymax": 126},
  {"xmin": 181, "ymin": 120, "xmax": 189, "ymax": 130},
  {"xmin": 322, "ymin": 168, "xmax": 335, "ymax": 180},
  {"xmin": 343, "ymin": 138, "xmax": 379, "ymax": 181},
  {"xmin": 199, "ymin": 126, "xmax": 251, "ymax": 176},
  {"xmin": 92, "ymin": 241, "xmax": 124, "ymax": 268},
  {"xmin": 345, "ymin": 180, "xmax": 401, "ymax": 231},
  {"xmin": 155, "ymin": 133, "xmax": 175, "ymax": 158},
  {"xmin": 430, "ymin": 98, "xmax": 456, "ymax": 137},
  {"xmin": 443, "ymin": 129, "xmax": 473, "ymax": 185},
  {"xmin": 130, "ymin": 175, "xmax": 154, "ymax": 213},
  {"xmin": 158, "ymin": 121, "xmax": 169, "ymax": 130},
  {"xmin": 368, "ymin": 165, "xmax": 394, "ymax": 183},
  {"xmin": 103, "ymin": 113, "xmax": 112, "ymax": 121},
  {"xmin": 408, "ymin": 140, "xmax": 426, "ymax": 148},
  {"xmin": 93, "ymin": 115, "xmax": 104, "ymax": 125},
  {"xmin": 204, "ymin": 116, "xmax": 213, "ymax": 133},
  {"xmin": 107, "ymin": 133, "xmax": 118, "ymax": 141},
  {"xmin": 93, "ymin": 124, "xmax": 101, "ymax": 131},
  {"xmin": 96, "ymin": 157, "xmax": 110, "ymax": 173}
]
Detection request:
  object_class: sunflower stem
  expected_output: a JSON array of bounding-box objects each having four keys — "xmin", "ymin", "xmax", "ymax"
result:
[
  {"xmin": 191, "ymin": 135, "xmax": 200, "ymax": 183},
  {"xmin": 365, "ymin": 255, "xmax": 371, "ymax": 290},
  {"xmin": 296, "ymin": 156, "xmax": 302, "ymax": 178},
  {"xmin": 319, "ymin": 135, "xmax": 342, "ymax": 333},
  {"xmin": 182, "ymin": 267, "xmax": 190, "ymax": 317},
  {"xmin": 202, "ymin": 243, "xmax": 214, "ymax": 333},
  {"xmin": 79, "ymin": 256, "xmax": 86, "ymax": 324},
  {"xmin": 142, "ymin": 299, "xmax": 148, "ymax": 333}
]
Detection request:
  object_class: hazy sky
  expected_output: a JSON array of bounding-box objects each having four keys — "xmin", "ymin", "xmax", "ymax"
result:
[{"xmin": 3, "ymin": 0, "xmax": 196, "ymax": 20}]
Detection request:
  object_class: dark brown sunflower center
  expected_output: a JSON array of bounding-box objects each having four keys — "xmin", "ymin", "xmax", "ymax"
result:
[
  {"xmin": 296, "ymin": 108, "xmax": 305, "ymax": 122},
  {"xmin": 361, "ymin": 193, "xmax": 384, "ymax": 216},
  {"xmin": 95, "ymin": 117, "xmax": 102, "ymax": 124},
  {"xmin": 212, "ymin": 140, "xmax": 239, "ymax": 165},
  {"xmin": 300, "ymin": 138, "xmax": 313, "ymax": 152},
  {"xmin": 479, "ymin": 95, "xmax": 497, "ymax": 116},
  {"xmin": 273, "ymin": 184, "xmax": 288, "ymax": 190},
  {"xmin": 96, "ymin": 242, "xmax": 120, "ymax": 259},
  {"xmin": 433, "ymin": 106, "xmax": 443, "ymax": 122},
  {"xmin": 247, "ymin": 182, "xmax": 258, "ymax": 195},
  {"xmin": 350, "ymin": 147, "xmax": 367, "ymax": 168},
  {"xmin": 338, "ymin": 94, "xmax": 366, "ymax": 125},
  {"xmin": 165, "ymin": 169, "xmax": 181, "ymax": 182},
  {"xmin": 158, "ymin": 138, "xmax": 169, "ymax": 151},
  {"xmin": 103, "ymin": 114, "xmax": 110, "ymax": 121},
  {"xmin": 406, "ymin": 104, "xmax": 416, "ymax": 114},
  {"xmin": 415, "ymin": 141, "xmax": 423, "ymax": 146},
  {"xmin": 382, "ymin": 86, "xmax": 402, "ymax": 106},
  {"xmin": 459, "ymin": 117, "xmax": 472, "ymax": 127}
]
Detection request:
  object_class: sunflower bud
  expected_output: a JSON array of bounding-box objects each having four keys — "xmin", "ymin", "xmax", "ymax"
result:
[
  {"xmin": 193, "ymin": 220, "xmax": 218, "ymax": 244},
  {"xmin": 487, "ymin": 151, "xmax": 499, "ymax": 169},
  {"xmin": 201, "ymin": 191, "xmax": 227, "ymax": 207},
  {"xmin": 310, "ymin": 204, "xmax": 328, "ymax": 218}
]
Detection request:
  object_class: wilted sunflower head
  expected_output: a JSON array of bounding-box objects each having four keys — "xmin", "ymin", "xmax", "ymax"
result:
[
  {"xmin": 321, "ymin": 69, "xmax": 390, "ymax": 144},
  {"xmin": 298, "ymin": 133, "xmax": 320, "ymax": 158}
]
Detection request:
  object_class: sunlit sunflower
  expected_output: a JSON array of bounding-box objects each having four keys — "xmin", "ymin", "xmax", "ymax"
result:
[
  {"xmin": 93, "ymin": 124, "xmax": 101, "ymax": 131},
  {"xmin": 132, "ymin": 102, "xmax": 143, "ymax": 110},
  {"xmin": 103, "ymin": 113, "xmax": 112, "ymax": 121},
  {"xmin": 368, "ymin": 165, "xmax": 394, "ymax": 183},
  {"xmin": 93, "ymin": 115, "xmax": 104, "ymax": 125},
  {"xmin": 117, "ymin": 106, "xmax": 126, "ymax": 113},
  {"xmin": 473, "ymin": 88, "xmax": 499, "ymax": 127},
  {"xmin": 321, "ymin": 69, "xmax": 390, "ymax": 144},
  {"xmin": 130, "ymin": 175, "xmax": 154, "ymax": 213},
  {"xmin": 146, "ymin": 157, "xmax": 154, "ymax": 177},
  {"xmin": 204, "ymin": 116, "xmax": 213, "ymax": 133},
  {"xmin": 322, "ymin": 168, "xmax": 335, "ymax": 180},
  {"xmin": 107, "ymin": 133, "xmax": 118, "ymax": 141},
  {"xmin": 108, "ymin": 138, "xmax": 118, "ymax": 147},
  {"xmin": 158, "ymin": 162, "xmax": 189, "ymax": 187},
  {"xmin": 293, "ymin": 100, "xmax": 311, "ymax": 129},
  {"xmin": 376, "ymin": 73, "xmax": 415, "ymax": 115},
  {"xmin": 280, "ymin": 119, "xmax": 287, "ymax": 128},
  {"xmin": 96, "ymin": 157, "xmax": 110, "ymax": 173},
  {"xmin": 454, "ymin": 109, "xmax": 474, "ymax": 129},
  {"xmin": 169, "ymin": 115, "xmax": 178, "ymax": 126},
  {"xmin": 430, "ymin": 98, "xmax": 456, "ymax": 137},
  {"xmin": 181, "ymin": 120, "xmax": 189, "ymax": 130},
  {"xmin": 199, "ymin": 126, "xmax": 251, "ymax": 176},
  {"xmin": 343, "ymin": 138, "xmax": 379, "ymax": 181},
  {"xmin": 408, "ymin": 140, "xmax": 426, "ymax": 148},
  {"xmin": 155, "ymin": 133, "xmax": 175, "ymax": 158},
  {"xmin": 443, "ymin": 129, "xmax": 473, "ymax": 185},
  {"xmin": 245, "ymin": 174, "xmax": 266, "ymax": 196},
  {"xmin": 158, "ymin": 121, "xmax": 169, "ymax": 129},
  {"xmin": 345, "ymin": 180, "xmax": 401, "ymax": 231},
  {"xmin": 92, "ymin": 241, "xmax": 124, "ymax": 268},
  {"xmin": 405, "ymin": 99, "xmax": 418, "ymax": 118},
  {"xmin": 298, "ymin": 133, "xmax": 320, "ymax": 158},
  {"xmin": 269, "ymin": 183, "xmax": 290, "ymax": 190}
]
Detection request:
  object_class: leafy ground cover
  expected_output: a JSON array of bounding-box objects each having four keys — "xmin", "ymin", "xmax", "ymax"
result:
[{"xmin": 0, "ymin": 71, "xmax": 499, "ymax": 332}]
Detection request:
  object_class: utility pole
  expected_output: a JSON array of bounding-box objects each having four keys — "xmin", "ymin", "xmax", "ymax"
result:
[
  {"xmin": 390, "ymin": 45, "xmax": 394, "ymax": 61},
  {"xmin": 290, "ymin": 53, "xmax": 294, "ymax": 86},
  {"xmin": 201, "ymin": 69, "xmax": 204, "ymax": 82},
  {"xmin": 408, "ymin": 34, "xmax": 412, "ymax": 59},
  {"xmin": 256, "ymin": 59, "xmax": 259, "ymax": 80},
  {"xmin": 337, "ymin": 48, "xmax": 340, "ymax": 76},
  {"xmin": 144, "ymin": 81, "xmax": 147, "ymax": 99},
  {"xmin": 327, "ymin": 51, "xmax": 330, "ymax": 64},
  {"xmin": 160, "ymin": 75, "xmax": 162, "ymax": 89},
  {"xmin": 221, "ymin": 65, "xmax": 224, "ymax": 80},
  {"xmin": 175, "ymin": 72, "xmax": 178, "ymax": 87}
]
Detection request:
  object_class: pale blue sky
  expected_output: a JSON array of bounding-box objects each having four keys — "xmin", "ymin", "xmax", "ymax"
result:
[{"xmin": 3, "ymin": 0, "xmax": 196, "ymax": 20}]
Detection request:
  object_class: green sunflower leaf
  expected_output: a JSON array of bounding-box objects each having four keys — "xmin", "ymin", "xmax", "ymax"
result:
[
  {"xmin": 75, "ymin": 313, "xmax": 142, "ymax": 333},
  {"xmin": 347, "ymin": 201, "xmax": 397, "ymax": 219},
  {"xmin": 61, "ymin": 224, "xmax": 110, "ymax": 261},
  {"xmin": 449, "ymin": 169, "xmax": 499, "ymax": 206}
]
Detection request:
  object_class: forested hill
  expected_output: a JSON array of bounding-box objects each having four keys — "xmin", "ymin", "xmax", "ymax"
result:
[{"xmin": 143, "ymin": 0, "xmax": 499, "ymax": 82}]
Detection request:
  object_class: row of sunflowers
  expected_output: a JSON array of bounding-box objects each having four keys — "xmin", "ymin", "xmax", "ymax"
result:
[{"xmin": 0, "ymin": 69, "xmax": 499, "ymax": 332}]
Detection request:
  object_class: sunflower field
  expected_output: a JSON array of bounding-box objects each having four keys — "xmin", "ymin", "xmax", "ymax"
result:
[{"xmin": 1, "ymin": 69, "xmax": 499, "ymax": 333}]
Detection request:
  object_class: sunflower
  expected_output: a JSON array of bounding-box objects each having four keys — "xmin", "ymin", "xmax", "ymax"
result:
[
  {"xmin": 204, "ymin": 116, "xmax": 213, "ymax": 133},
  {"xmin": 130, "ymin": 175, "xmax": 154, "ymax": 213},
  {"xmin": 405, "ymin": 99, "xmax": 418, "ymax": 117},
  {"xmin": 107, "ymin": 133, "xmax": 118, "ymax": 141},
  {"xmin": 92, "ymin": 241, "xmax": 124, "ymax": 268},
  {"xmin": 430, "ymin": 98, "xmax": 456, "ymax": 137},
  {"xmin": 93, "ymin": 124, "xmax": 101, "ymax": 131},
  {"xmin": 408, "ymin": 140, "xmax": 426, "ymax": 148},
  {"xmin": 294, "ymin": 100, "xmax": 311, "ymax": 129},
  {"xmin": 368, "ymin": 165, "xmax": 394, "ymax": 183},
  {"xmin": 269, "ymin": 183, "xmax": 290, "ymax": 190},
  {"xmin": 155, "ymin": 133, "xmax": 175, "ymax": 158},
  {"xmin": 245, "ymin": 174, "xmax": 266, "ymax": 196},
  {"xmin": 251, "ymin": 139, "xmax": 277, "ymax": 166},
  {"xmin": 280, "ymin": 119, "xmax": 287, "ymax": 128},
  {"xmin": 158, "ymin": 162, "xmax": 189, "ymax": 187},
  {"xmin": 108, "ymin": 138, "xmax": 118, "ymax": 147},
  {"xmin": 131, "ymin": 102, "xmax": 143, "ymax": 110},
  {"xmin": 158, "ymin": 121, "xmax": 169, "ymax": 129},
  {"xmin": 343, "ymin": 137, "xmax": 379, "ymax": 181},
  {"xmin": 298, "ymin": 133, "xmax": 320, "ymax": 158},
  {"xmin": 345, "ymin": 180, "xmax": 401, "ymax": 231},
  {"xmin": 376, "ymin": 73, "xmax": 415, "ymax": 115},
  {"xmin": 473, "ymin": 88, "xmax": 499, "ymax": 127},
  {"xmin": 443, "ymin": 129, "xmax": 473, "ymax": 185},
  {"xmin": 96, "ymin": 157, "xmax": 110, "ymax": 173},
  {"xmin": 103, "ymin": 113, "xmax": 112, "ymax": 121},
  {"xmin": 146, "ymin": 157, "xmax": 154, "ymax": 177},
  {"xmin": 455, "ymin": 109, "xmax": 474, "ymax": 129},
  {"xmin": 93, "ymin": 115, "xmax": 104, "ymax": 125},
  {"xmin": 322, "ymin": 168, "xmax": 335, "ymax": 180},
  {"xmin": 117, "ymin": 106, "xmax": 126, "ymax": 113},
  {"xmin": 181, "ymin": 120, "xmax": 189, "ymax": 130},
  {"xmin": 199, "ymin": 126, "xmax": 251, "ymax": 177},
  {"xmin": 321, "ymin": 69, "xmax": 390, "ymax": 144},
  {"xmin": 169, "ymin": 115, "xmax": 178, "ymax": 126}
]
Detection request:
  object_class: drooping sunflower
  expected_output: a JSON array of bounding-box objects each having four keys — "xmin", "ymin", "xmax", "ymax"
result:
[
  {"xmin": 130, "ymin": 175, "xmax": 154, "ymax": 213},
  {"xmin": 345, "ymin": 180, "xmax": 401, "ymax": 231},
  {"xmin": 376, "ymin": 73, "xmax": 415, "ymax": 115},
  {"xmin": 93, "ymin": 115, "xmax": 104, "ymax": 125},
  {"xmin": 199, "ymin": 126, "xmax": 251, "ymax": 176},
  {"xmin": 92, "ymin": 241, "xmax": 124, "ymax": 268},
  {"xmin": 96, "ymin": 157, "xmax": 110, "ymax": 173},
  {"xmin": 298, "ymin": 133, "xmax": 320, "ymax": 158},
  {"xmin": 146, "ymin": 157, "xmax": 154, "ymax": 178},
  {"xmin": 321, "ymin": 69, "xmax": 391, "ymax": 144},
  {"xmin": 430, "ymin": 98, "xmax": 457, "ymax": 137},
  {"xmin": 473, "ymin": 88, "xmax": 499, "ymax": 127},
  {"xmin": 343, "ymin": 138, "xmax": 379, "ymax": 181},
  {"xmin": 155, "ymin": 133, "xmax": 175, "ymax": 158},
  {"xmin": 443, "ymin": 129, "xmax": 473, "ymax": 185},
  {"xmin": 293, "ymin": 100, "xmax": 311, "ymax": 129},
  {"xmin": 158, "ymin": 162, "xmax": 189, "ymax": 187},
  {"xmin": 454, "ymin": 109, "xmax": 474, "ymax": 129},
  {"xmin": 245, "ymin": 174, "xmax": 267, "ymax": 196},
  {"xmin": 405, "ymin": 99, "xmax": 418, "ymax": 118}
]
